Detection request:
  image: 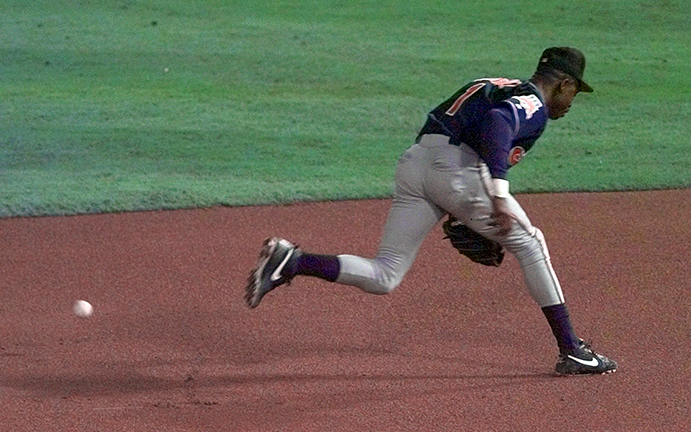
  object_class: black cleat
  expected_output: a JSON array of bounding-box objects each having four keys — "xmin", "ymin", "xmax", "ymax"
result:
[
  {"xmin": 245, "ymin": 237, "xmax": 301, "ymax": 308},
  {"xmin": 556, "ymin": 340, "xmax": 617, "ymax": 375}
]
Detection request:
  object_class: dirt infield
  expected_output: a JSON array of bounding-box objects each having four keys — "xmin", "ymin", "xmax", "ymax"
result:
[{"xmin": 1, "ymin": 189, "xmax": 690, "ymax": 431}]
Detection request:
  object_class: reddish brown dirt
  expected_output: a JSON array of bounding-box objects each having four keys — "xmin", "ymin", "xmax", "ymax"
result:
[{"xmin": 1, "ymin": 190, "xmax": 690, "ymax": 431}]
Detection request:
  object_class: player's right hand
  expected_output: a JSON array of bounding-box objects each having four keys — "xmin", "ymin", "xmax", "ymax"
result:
[{"xmin": 490, "ymin": 197, "xmax": 514, "ymax": 236}]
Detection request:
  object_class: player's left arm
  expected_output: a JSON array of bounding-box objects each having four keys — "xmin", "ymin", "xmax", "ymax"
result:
[{"xmin": 476, "ymin": 107, "xmax": 517, "ymax": 236}]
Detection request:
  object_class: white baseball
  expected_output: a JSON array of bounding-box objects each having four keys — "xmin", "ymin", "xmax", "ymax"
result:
[{"xmin": 73, "ymin": 300, "xmax": 94, "ymax": 318}]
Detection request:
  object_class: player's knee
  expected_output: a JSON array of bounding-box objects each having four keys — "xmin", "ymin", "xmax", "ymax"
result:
[
  {"xmin": 371, "ymin": 279, "xmax": 399, "ymax": 295},
  {"xmin": 339, "ymin": 254, "xmax": 407, "ymax": 295},
  {"xmin": 358, "ymin": 275, "xmax": 399, "ymax": 295},
  {"xmin": 506, "ymin": 226, "xmax": 549, "ymax": 264},
  {"xmin": 375, "ymin": 260, "xmax": 406, "ymax": 294}
]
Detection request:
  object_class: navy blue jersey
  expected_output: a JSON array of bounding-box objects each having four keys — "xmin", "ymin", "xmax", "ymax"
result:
[{"xmin": 417, "ymin": 78, "xmax": 548, "ymax": 179}]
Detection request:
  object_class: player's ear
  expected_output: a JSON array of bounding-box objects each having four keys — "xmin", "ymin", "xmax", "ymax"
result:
[{"xmin": 559, "ymin": 77, "xmax": 577, "ymax": 93}]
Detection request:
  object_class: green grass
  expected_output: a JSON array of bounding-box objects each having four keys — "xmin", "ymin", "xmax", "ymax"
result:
[{"xmin": 1, "ymin": 0, "xmax": 690, "ymax": 217}]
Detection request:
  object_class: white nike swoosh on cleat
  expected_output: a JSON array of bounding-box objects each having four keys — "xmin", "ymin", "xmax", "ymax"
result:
[
  {"xmin": 270, "ymin": 249, "xmax": 294, "ymax": 282},
  {"xmin": 567, "ymin": 355, "xmax": 600, "ymax": 367}
]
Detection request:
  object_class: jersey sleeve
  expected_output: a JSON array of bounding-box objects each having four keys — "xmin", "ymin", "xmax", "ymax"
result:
[{"xmin": 475, "ymin": 106, "xmax": 516, "ymax": 179}]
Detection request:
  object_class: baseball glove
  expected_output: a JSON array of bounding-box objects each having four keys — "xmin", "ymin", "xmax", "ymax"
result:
[{"xmin": 442, "ymin": 216, "xmax": 505, "ymax": 267}]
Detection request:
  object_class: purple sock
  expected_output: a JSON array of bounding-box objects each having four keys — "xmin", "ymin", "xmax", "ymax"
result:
[
  {"xmin": 542, "ymin": 304, "xmax": 579, "ymax": 354},
  {"xmin": 295, "ymin": 253, "xmax": 340, "ymax": 282}
]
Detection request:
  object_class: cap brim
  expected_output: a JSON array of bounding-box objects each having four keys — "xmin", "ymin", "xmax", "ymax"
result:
[{"xmin": 578, "ymin": 80, "xmax": 594, "ymax": 93}]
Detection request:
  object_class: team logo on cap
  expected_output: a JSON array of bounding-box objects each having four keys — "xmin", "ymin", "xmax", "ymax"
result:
[{"xmin": 508, "ymin": 146, "xmax": 526, "ymax": 166}]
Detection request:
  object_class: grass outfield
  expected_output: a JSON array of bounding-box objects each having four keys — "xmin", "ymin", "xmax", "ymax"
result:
[{"xmin": 1, "ymin": 0, "xmax": 690, "ymax": 217}]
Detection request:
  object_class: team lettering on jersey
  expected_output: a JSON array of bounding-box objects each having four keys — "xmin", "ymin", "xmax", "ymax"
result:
[{"xmin": 511, "ymin": 95, "xmax": 543, "ymax": 120}]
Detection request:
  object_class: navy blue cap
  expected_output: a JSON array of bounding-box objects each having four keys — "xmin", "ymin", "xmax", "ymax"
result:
[{"xmin": 537, "ymin": 47, "xmax": 593, "ymax": 93}]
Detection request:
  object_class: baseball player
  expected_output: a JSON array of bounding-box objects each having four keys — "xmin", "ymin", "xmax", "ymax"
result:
[{"xmin": 246, "ymin": 47, "xmax": 617, "ymax": 375}]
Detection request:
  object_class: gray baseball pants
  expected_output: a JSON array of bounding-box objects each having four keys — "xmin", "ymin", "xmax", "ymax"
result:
[{"xmin": 335, "ymin": 134, "xmax": 565, "ymax": 307}]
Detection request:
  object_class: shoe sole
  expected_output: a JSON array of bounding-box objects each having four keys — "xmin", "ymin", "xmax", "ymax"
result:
[
  {"xmin": 245, "ymin": 237, "xmax": 279, "ymax": 309},
  {"xmin": 555, "ymin": 368, "xmax": 617, "ymax": 376}
]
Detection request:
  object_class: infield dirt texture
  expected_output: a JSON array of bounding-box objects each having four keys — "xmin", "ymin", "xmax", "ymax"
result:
[{"xmin": 1, "ymin": 190, "xmax": 691, "ymax": 431}]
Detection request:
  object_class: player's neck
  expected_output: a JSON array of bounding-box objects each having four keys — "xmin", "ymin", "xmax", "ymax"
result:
[{"xmin": 528, "ymin": 78, "xmax": 548, "ymax": 102}]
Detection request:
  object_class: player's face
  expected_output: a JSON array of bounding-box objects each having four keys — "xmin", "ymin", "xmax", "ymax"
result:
[{"xmin": 548, "ymin": 79, "xmax": 579, "ymax": 120}]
